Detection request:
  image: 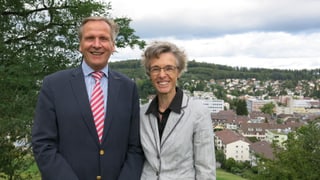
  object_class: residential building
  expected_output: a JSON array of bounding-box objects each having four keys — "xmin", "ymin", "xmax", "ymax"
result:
[
  {"xmin": 249, "ymin": 141, "xmax": 274, "ymax": 166},
  {"xmin": 246, "ymin": 99, "xmax": 276, "ymax": 113},
  {"xmin": 215, "ymin": 129, "xmax": 251, "ymax": 162},
  {"xmin": 192, "ymin": 91, "xmax": 224, "ymax": 113},
  {"xmin": 265, "ymin": 129, "xmax": 290, "ymax": 148}
]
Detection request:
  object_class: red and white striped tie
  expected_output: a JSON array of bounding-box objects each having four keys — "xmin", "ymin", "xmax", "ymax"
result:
[{"xmin": 90, "ymin": 71, "xmax": 105, "ymax": 143}]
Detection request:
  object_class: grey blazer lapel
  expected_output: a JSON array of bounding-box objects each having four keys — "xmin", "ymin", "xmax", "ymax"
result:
[
  {"xmin": 160, "ymin": 112, "xmax": 184, "ymax": 148},
  {"xmin": 148, "ymin": 115, "xmax": 161, "ymax": 154},
  {"xmin": 160, "ymin": 95, "xmax": 189, "ymax": 147}
]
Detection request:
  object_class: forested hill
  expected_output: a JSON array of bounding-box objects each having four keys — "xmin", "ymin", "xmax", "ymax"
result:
[{"xmin": 109, "ymin": 59, "xmax": 320, "ymax": 81}]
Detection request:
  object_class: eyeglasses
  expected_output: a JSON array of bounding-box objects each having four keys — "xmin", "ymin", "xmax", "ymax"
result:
[{"xmin": 149, "ymin": 65, "xmax": 179, "ymax": 75}]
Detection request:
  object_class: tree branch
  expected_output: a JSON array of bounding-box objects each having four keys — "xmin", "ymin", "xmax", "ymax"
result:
[{"xmin": 1, "ymin": 5, "xmax": 77, "ymax": 17}]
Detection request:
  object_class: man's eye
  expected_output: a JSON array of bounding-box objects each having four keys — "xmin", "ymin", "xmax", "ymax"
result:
[
  {"xmin": 100, "ymin": 37, "xmax": 109, "ymax": 41},
  {"xmin": 85, "ymin": 37, "xmax": 95, "ymax": 41}
]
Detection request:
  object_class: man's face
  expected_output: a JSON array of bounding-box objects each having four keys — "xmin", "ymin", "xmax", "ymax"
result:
[{"xmin": 79, "ymin": 20, "xmax": 115, "ymax": 71}]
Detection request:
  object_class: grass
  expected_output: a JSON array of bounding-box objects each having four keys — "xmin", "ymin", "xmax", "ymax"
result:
[
  {"xmin": 25, "ymin": 167, "xmax": 247, "ymax": 180},
  {"xmin": 23, "ymin": 163, "xmax": 41, "ymax": 180},
  {"xmin": 1, "ymin": 164, "xmax": 245, "ymax": 180},
  {"xmin": 27, "ymin": 168, "xmax": 247, "ymax": 180},
  {"xmin": 217, "ymin": 168, "xmax": 247, "ymax": 180}
]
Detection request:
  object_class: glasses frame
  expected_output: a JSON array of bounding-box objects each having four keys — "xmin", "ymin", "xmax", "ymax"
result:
[{"xmin": 149, "ymin": 65, "xmax": 179, "ymax": 75}]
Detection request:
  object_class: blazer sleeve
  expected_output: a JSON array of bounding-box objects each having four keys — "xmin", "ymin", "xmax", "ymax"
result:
[
  {"xmin": 193, "ymin": 103, "xmax": 216, "ymax": 180},
  {"xmin": 32, "ymin": 76, "xmax": 79, "ymax": 180},
  {"xmin": 118, "ymin": 83, "xmax": 144, "ymax": 180}
]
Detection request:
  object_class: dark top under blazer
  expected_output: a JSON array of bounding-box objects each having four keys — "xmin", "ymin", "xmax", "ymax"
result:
[{"xmin": 32, "ymin": 66, "xmax": 144, "ymax": 180}]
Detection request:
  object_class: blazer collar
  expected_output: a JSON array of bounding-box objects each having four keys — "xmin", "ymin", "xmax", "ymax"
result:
[
  {"xmin": 70, "ymin": 67, "xmax": 123, "ymax": 146},
  {"xmin": 70, "ymin": 67, "xmax": 101, "ymax": 146},
  {"xmin": 160, "ymin": 94, "xmax": 189, "ymax": 147},
  {"xmin": 145, "ymin": 94, "xmax": 190, "ymax": 154}
]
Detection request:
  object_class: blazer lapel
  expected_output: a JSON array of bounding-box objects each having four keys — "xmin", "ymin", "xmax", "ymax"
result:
[
  {"xmin": 70, "ymin": 67, "xmax": 100, "ymax": 145},
  {"xmin": 147, "ymin": 115, "xmax": 161, "ymax": 154},
  {"xmin": 100, "ymin": 70, "xmax": 120, "ymax": 144},
  {"xmin": 160, "ymin": 111, "xmax": 184, "ymax": 148},
  {"xmin": 160, "ymin": 95, "xmax": 189, "ymax": 148}
]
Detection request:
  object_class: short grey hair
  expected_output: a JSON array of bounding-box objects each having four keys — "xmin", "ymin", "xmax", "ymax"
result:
[{"xmin": 141, "ymin": 41, "xmax": 187, "ymax": 76}]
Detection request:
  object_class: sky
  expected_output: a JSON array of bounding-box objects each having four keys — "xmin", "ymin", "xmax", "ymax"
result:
[{"xmin": 108, "ymin": 0, "xmax": 320, "ymax": 70}]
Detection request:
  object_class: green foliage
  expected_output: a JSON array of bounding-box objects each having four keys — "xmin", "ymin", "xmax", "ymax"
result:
[
  {"xmin": 255, "ymin": 119, "xmax": 320, "ymax": 179},
  {"xmin": 0, "ymin": 151, "xmax": 34, "ymax": 180},
  {"xmin": 260, "ymin": 102, "xmax": 275, "ymax": 115},
  {"xmin": 215, "ymin": 149, "xmax": 226, "ymax": 165},
  {"xmin": 115, "ymin": 19, "xmax": 146, "ymax": 49},
  {"xmin": 235, "ymin": 99, "xmax": 248, "ymax": 116},
  {"xmin": 110, "ymin": 60, "xmax": 320, "ymax": 82},
  {"xmin": 222, "ymin": 158, "xmax": 251, "ymax": 176},
  {"xmin": 109, "ymin": 60, "xmax": 320, "ymax": 99},
  {"xmin": 217, "ymin": 168, "xmax": 248, "ymax": 180},
  {"xmin": 109, "ymin": 59, "xmax": 146, "ymax": 80},
  {"xmin": 210, "ymin": 84, "xmax": 227, "ymax": 100},
  {"xmin": 247, "ymin": 137, "xmax": 259, "ymax": 143},
  {"xmin": 1, "ymin": 0, "xmax": 145, "ymax": 178},
  {"xmin": 1, "ymin": 1, "xmax": 320, "ymax": 177}
]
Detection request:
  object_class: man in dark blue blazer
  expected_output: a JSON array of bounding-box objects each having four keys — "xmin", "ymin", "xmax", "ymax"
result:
[{"xmin": 32, "ymin": 16, "xmax": 144, "ymax": 180}]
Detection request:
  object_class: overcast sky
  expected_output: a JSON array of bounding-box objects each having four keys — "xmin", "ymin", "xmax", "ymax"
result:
[{"xmin": 108, "ymin": 0, "xmax": 320, "ymax": 70}]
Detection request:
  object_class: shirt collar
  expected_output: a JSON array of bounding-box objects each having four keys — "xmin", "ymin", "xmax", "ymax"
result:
[
  {"xmin": 146, "ymin": 87, "xmax": 183, "ymax": 115},
  {"xmin": 82, "ymin": 60, "xmax": 109, "ymax": 78}
]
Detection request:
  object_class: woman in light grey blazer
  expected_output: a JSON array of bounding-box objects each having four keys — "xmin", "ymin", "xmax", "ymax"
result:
[{"xmin": 140, "ymin": 41, "xmax": 216, "ymax": 180}]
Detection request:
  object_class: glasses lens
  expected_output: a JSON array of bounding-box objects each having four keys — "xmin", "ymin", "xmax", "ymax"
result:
[{"xmin": 149, "ymin": 65, "xmax": 178, "ymax": 75}]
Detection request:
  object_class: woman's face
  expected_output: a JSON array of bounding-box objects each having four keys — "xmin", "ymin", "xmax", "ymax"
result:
[{"xmin": 148, "ymin": 52, "xmax": 180, "ymax": 96}]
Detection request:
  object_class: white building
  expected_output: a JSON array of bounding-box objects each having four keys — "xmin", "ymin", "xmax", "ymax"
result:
[
  {"xmin": 246, "ymin": 99, "xmax": 276, "ymax": 113},
  {"xmin": 265, "ymin": 129, "xmax": 289, "ymax": 148},
  {"xmin": 215, "ymin": 129, "xmax": 251, "ymax": 162},
  {"xmin": 200, "ymin": 99, "xmax": 224, "ymax": 113},
  {"xmin": 192, "ymin": 91, "xmax": 224, "ymax": 113}
]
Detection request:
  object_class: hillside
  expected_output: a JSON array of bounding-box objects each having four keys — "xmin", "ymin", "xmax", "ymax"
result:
[{"xmin": 109, "ymin": 59, "xmax": 320, "ymax": 81}]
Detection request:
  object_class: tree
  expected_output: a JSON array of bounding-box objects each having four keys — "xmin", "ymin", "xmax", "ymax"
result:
[
  {"xmin": 210, "ymin": 84, "xmax": 227, "ymax": 100},
  {"xmin": 235, "ymin": 99, "xmax": 248, "ymax": 115},
  {"xmin": 215, "ymin": 149, "xmax": 226, "ymax": 166},
  {"xmin": 255, "ymin": 119, "xmax": 320, "ymax": 179},
  {"xmin": 260, "ymin": 102, "xmax": 275, "ymax": 116},
  {"xmin": 0, "ymin": 0, "xmax": 145, "ymax": 178}
]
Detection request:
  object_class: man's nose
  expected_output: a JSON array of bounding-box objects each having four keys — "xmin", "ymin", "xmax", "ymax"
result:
[{"xmin": 92, "ymin": 39, "xmax": 102, "ymax": 47}]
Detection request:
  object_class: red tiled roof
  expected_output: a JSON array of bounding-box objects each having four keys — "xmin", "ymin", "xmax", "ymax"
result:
[
  {"xmin": 215, "ymin": 129, "xmax": 250, "ymax": 144},
  {"xmin": 250, "ymin": 141, "xmax": 274, "ymax": 159}
]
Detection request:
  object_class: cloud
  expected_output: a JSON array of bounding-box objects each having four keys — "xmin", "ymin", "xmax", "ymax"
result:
[
  {"xmin": 109, "ymin": 0, "xmax": 320, "ymax": 69},
  {"xmin": 112, "ymin": 0, "xmax": 320, "ymax": 38}
]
